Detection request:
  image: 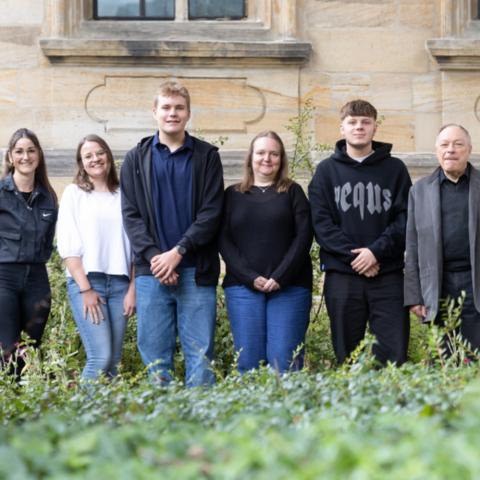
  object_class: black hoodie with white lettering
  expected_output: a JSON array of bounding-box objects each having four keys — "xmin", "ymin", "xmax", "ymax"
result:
[{"xmin": 308, "ymin": 139, "xmax": 412, "ymax": 275}]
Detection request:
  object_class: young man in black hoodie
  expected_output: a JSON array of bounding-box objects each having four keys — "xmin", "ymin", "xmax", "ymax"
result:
[
  {"xmin": 121, "ymin": 81, "xmax": 224, "ymax": 386},
  {"xmin": 308, "ymin": 100, "xmax": 411, "ymax": 365}
]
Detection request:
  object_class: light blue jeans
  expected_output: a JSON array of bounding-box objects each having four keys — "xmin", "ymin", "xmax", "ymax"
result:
[
  {"xmin": 135, "ymin": 268, "xmax": 216, "ymax": 387},
  {"xmin": 67, "ymin": 273, "xmax": 129, "ymax": 380},
  {"xmin": 225, "ymin": 285, "xmax": 311, "ymax": 374}
]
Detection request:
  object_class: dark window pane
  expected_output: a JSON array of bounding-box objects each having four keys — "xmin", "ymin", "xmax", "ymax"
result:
[
  {"xmin": 96, "ymin": 0, "xmax": 174, "ymax": 18},
  {"xmin": 145, "ymin": 0, "xmax": 175, "ymax": 18},
  {"xmin": 189, "ymin": 0, "xmax": 245, "ymax": 19},
  {"xmin": 97, "ymin": 0, "xmax": 140, "ymax": 17}
]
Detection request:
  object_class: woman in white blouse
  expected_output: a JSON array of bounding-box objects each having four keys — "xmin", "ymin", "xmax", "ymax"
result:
[{"xmin": 57, "ymin": 134, "xmax": 135, "ymax": 381}]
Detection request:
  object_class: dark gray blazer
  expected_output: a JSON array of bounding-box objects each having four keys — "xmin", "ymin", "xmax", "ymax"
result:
[{"xmin": 404, "ymin": 164, "xmax": 480, "ymax": 321}]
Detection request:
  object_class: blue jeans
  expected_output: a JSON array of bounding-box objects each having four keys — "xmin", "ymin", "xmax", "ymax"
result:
[
  {"xmin": 135, "ymin": 268, "xmax": 216, "ymax": 387},
  {"xmin": 67, "ymin": 273, "xmax": 129, "ymax": 380},
  {"xmin": 225, "ymin": 285, "xmax": 311, "ymax": 374}
]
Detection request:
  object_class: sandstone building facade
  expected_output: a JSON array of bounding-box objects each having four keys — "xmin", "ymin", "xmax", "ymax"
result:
[{"xmin": 1, "ymin": 0, "xmax": 480, "ymax": 186}]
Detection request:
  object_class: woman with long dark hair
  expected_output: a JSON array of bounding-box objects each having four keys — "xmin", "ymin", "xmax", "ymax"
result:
[
  {"xmin": 220, "ymin": 131, "xmax": 313, "ymax": 373},
  {"xmin": 57, "ymin": 134, "xmax": 135, "ymax": 381},
  {"xmin": 0, "ymin": 128, "xmax": 58, "ymax": 366}
]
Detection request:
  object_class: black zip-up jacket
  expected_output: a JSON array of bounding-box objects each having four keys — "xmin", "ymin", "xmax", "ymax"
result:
[
  {"xmin": 308, "ymin": 140, "xmax": 412, "ymax": 275},
  {"xmin": 120, "ymin": 133, "xmax": 224, "ymax": 285},
  {"xmin": 0, "ymin": 174, "xmax": 57, "ymax": 264}
]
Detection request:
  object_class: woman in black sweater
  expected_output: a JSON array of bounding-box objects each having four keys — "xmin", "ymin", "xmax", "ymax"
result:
[{"xmin": 220, "ymin": 131, "xmax": 312, "ymax": 373}]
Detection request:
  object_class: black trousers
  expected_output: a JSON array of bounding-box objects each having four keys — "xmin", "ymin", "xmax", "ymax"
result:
[
  {"xmin": 0, "ymin": 263, "xmax": 51, "ymax": 360},
  {"xmin": 324, "ymin": 271, "xmax": 409, "ymax": 365},
  {"xmin": 438, "ymin": 269, "xmax": 480, "ymax": 352}
]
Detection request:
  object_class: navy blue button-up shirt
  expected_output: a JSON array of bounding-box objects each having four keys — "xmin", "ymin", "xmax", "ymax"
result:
[{"xmin": 151, "ymin": 131, "xmax": 194, "ymax": 266}]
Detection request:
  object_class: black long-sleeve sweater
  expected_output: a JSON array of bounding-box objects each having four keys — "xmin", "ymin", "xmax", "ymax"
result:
[
  {"xmin": 219, "ymin": 182, "xmax": 313, "ymax": 290},
  {"xmin": 308, "ymin": 140, "xmax": 412, "ymax": 275}
]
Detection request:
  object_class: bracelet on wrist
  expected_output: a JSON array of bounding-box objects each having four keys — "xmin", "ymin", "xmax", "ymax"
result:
[{"xmin": 80, "ymin": 287, "xmax": 92, "ymax": 294}]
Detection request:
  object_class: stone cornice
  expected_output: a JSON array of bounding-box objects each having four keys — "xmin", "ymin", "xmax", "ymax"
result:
[
  {"xmin": 39, "ymin": 38, "xmax": 312, "ymax": 66},
  {"xmin": 426, "ymin": 38, "xmax": 480, "ymax": 70}
]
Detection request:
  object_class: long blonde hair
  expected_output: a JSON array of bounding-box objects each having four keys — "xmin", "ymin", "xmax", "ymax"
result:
[{"xmin": 237, "ymin": 130, "xmax": 292, "ymax": 193}]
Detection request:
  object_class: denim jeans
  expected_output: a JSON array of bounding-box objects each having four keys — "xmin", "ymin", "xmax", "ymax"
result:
[
  {"xmin": 135, "ymin": 268, "xmax": 216, "ymax": 387},
  {"xmin": 225, "ymin": 285, "xmax": 311, "ymax": 374},
  {"xmin": 0, "ymin": 263, "xmax": 51, "ymax": 360},
  {"xmin": 67, "ymin": 273, "xmax": 129, "ymax": 380}
]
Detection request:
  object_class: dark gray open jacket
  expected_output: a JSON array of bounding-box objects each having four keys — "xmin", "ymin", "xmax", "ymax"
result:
[{"xmin": 404, "ymin": 164, "xmax": 480, "ymax": 321}]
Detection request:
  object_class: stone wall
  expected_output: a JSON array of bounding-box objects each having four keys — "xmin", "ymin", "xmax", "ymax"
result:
[{"xmin": 0, "ymin": 0, "xmax": 479, "ymax": 185}]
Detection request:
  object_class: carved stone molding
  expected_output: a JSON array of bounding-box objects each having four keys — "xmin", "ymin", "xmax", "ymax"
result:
[
  {"xmin": 84, "ymin": 75, "xmax": 266, "ymax": 133},
  {"xmin": 426, "ymin": 38, "xmax": 480, "ymax": 70},
  {"xmin": 40, "ymin": 38, "xmax": 312, "ymax": 66},
  {"xmin": 475, "ymin": 95, "xmax": 480, "ymax": 122}
]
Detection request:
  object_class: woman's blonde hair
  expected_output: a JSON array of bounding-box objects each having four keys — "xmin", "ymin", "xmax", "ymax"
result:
[{"xmin": 238, "ymin": 130, "xmax": 292, "ymax": 193}]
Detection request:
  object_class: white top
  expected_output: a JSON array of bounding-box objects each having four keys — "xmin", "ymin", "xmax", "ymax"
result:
[
  {"xmin": 57, "ymin": 184, "xmax": 132, "ymax": 278},
  {"xmin": 350, "ymin": 152, "xmax": 374, "ymax": 163}
]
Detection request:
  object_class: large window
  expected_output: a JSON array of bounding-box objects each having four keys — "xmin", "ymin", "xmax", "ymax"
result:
[
  {"xmin": 94, "ymin": 0, "xmax": 245, "ymax": 20},
  {"xmin": 40, "ymin": 0, "xmax": 311, "ymax": 66}
]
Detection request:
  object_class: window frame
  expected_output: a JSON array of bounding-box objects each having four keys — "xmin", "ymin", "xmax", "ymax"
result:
[
  {"xmin": 93, "ymin": 0, "xmax": 247, "ymax": 21},
  {"xmin": 426, "ymin": 0, "xmax": 480, "ymax": 70},
  {"xmin": 39, "ymin": 0, "xmax": 311, "ymax": 66}
]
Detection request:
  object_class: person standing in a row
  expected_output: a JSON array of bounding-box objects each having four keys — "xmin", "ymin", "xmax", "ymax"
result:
[
  {"xmin": 220, "ymin": 131, "xmax": 312, "ymax": 373},
  {"xmin": 309, "ymin": 100, "xmax": 412, "ymax": 365},
  {"xmin": 57, "ymin": 134, "xmax": 135, "ymax": 381},
  {"xmin": 0, "ymin": 128, "xmax": 57, "ymax": 371},
  {"xmin": 121, "ymin": 81, "xmax": 224, "ymax": 387}
]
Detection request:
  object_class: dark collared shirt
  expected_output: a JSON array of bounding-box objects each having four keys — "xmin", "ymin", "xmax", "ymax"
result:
[
  {"xmin": 440, "ymin": 165, "xmax": 471, "ymax": 272},
  {"xmin": 151, "ymin": 131, "xmax": 194, "ymax": 266}
]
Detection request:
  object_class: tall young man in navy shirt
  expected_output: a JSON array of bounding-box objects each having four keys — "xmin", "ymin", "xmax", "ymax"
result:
[{"xmin": 121, "ymin": 81, "xmax": 224, "ymax": 386}]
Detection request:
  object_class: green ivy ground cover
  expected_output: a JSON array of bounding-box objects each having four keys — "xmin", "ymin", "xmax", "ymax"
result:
[
  {"xmin": 0, "ymin": 242, "xmax": 477, "ymax": 478},
  {"xmin": 1, "ymin": 363, "xmax": 479, "ymax": 479}
]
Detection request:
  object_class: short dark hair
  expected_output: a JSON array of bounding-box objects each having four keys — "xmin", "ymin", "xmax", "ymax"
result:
[
  {"xmin": 4, "ymin": 128, "xmax": 58, "ymax": 206},
  {"xmin": 74, "ymin": 134, "xmax": 119, "ymax": 193},
  {"xmin": 340, "ymin": 100, "xmax": 377, "ymax": 121},
  {"xmin": 238, "ymin": 130, "xmax": 292, "ymax": 194}
]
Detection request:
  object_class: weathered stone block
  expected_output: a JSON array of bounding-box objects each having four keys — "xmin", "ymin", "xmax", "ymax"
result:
[
  {"xmin": 0, "ymin": 1, "xmax": 43, "ymax": 25},
  {"xmin": 375, "ymin": 114, "xmax": 415, "ymax": 151},
  {"xmin": 412, "ymin": 74, "xmax": 442, "ymax": 113},
  {"xmin": 370, "ymin": 74, "xmax": 412, "ymax": 111},
  {"xmin": 398, "ymin": 0, "xmax": 435, "ymax": 30},
  {"xmin": 414, "ymin": 113, "xmax": 443, "ymax": 151},
  {"xmin": 303, "ymin": 0, "xmax": 396, "ymax": 28},
  {"xmin": 307, "ymin": 30, "xmax": 431, "ymax": 73},
  {"xmin": 0, "ymin": 41, "xmax": 38, "ymax": 68},
  {"xmin": 0, "ymin": 70, "xmax": 17, "ymax": 106}
]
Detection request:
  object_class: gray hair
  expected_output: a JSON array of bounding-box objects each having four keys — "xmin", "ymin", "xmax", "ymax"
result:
[{"xmin": 436, "ymin": 123, "xmax": 472, "ymax": 145}]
